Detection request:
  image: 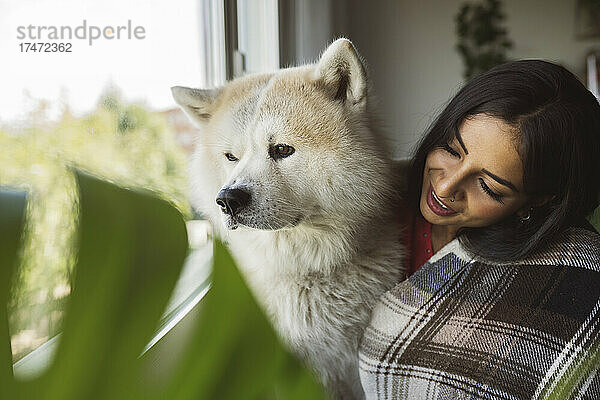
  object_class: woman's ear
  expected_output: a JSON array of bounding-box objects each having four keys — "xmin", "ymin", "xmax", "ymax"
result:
[
  {"xmin": 531, "ymin": 195, "xmax": 556, "ymax": 208},
  {"xmin": 517, "ymin": 195, "xmax": 555, "ymax": 218}
]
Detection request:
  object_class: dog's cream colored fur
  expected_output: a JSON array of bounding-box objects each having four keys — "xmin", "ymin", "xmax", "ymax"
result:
[{"xmin": 172, "ymin": 39, "xmax": 404, "ymax": 399}]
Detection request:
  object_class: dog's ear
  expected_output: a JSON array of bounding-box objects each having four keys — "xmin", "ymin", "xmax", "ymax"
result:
[
  {"xmin": 171, "ymin": 86, "xmax": 220, "ymax": 126},
  {"xmin": 313, "ymin": 38, "xmax": 367, "ymax": 107}
]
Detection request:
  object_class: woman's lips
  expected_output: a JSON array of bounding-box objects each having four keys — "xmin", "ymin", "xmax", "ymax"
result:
[{"xmin": 427, "ymin": 184, "xmax": 457, "ymax": 216}]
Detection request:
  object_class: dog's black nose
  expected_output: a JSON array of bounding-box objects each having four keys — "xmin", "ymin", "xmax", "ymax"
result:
[{"xmin": 216, "ymin": 188, "xmax": 251, "ymax": 215}]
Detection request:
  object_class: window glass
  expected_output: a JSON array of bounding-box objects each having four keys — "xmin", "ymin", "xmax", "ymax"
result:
[{"xmin": 1, "ymin": 0, "xmax": 204, "ymax": 364}]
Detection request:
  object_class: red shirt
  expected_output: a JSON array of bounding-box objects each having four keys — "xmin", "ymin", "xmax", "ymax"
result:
[{"xmin": 400, "ymin": 207, "xmax": 434, "ymax": 277}]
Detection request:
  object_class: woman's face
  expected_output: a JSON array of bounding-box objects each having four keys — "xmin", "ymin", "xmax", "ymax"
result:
[{"xmin": 420, "ymin": 114, "xmax": 531, "ymax": 232}]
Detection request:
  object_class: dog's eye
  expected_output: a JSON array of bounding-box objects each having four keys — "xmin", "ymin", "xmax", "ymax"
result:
[
  {"xmin": 270, "ymin": 144, "xmax": 295, "ymax": 160},
  {"xmin": 224, "ymin": 152, "xmax": 238, "ymax": 162}
]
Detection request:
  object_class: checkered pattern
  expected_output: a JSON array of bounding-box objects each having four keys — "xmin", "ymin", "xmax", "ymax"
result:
[{"xmin": 359, "ymin": 227, "xmax": 600, "ymax": 399}]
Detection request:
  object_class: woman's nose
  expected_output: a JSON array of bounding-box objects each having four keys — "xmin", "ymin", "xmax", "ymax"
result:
[{"xmin": 436, "ymin": 168, "xmax": 466, "ymax": 200}]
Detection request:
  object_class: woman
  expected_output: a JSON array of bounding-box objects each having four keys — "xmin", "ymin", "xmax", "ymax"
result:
[{"xmin": 359, "ymin": 60, "xmax": 600, "ymax": 399}]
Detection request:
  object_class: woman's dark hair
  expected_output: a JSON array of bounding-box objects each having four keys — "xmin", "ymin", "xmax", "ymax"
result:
[{"xmin": 407, "ymin": 59, "xmax": 600, "ymax": 261}]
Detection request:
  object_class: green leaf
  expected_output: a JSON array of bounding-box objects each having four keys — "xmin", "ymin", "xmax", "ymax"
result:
[
  {"xmin": 589, "ymin": 205, "xmax": 600, "ymax": 232},
  {"xmin": 0, "ymin": 188, "xmax": 27, "ymax": 398},
  {"xmin": 542, "ymin": 342, "xmax": 600, "ymax": 399},
  {"xmin": 35, "ymin": 170, "xmax": 189, "ymax": 400},
  {"xmin": 4, "ymin": 170, "xmax": 327, "ymax": 399},
  {"xmin": 155, "ymin": 240, "xmax": 328, "ymax": 400}
]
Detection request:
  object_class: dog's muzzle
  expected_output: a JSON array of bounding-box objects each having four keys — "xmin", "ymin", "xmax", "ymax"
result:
[{"xmin": 216, "ymin": 187, "xmax": 251, "ymax": 216}]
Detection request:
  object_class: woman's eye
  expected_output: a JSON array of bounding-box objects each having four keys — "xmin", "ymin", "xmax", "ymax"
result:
[
  {"xmin": 479, "ymin": 178, "xmax": 504, "ymax": 204},
  {"xmin": 442, "ymin": 143, "xmax": 460, "ymax": 158},
  {"xmin": 269, "ymin": 144, "xmax": 295, "ymax": 160},
  {"xmin": 224, "ymin": 152, "xmax": 238, "ymax": 162}
]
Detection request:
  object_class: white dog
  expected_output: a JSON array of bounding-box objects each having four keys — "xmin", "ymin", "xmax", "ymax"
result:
[{"xmin": 172, "ymin": 38, "xmax": 404, "ymax": 399}]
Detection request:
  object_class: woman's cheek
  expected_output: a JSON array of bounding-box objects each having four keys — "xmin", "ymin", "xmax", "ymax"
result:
[{"xmin": 468, "ymin": 200, "xmax": 509, "ymax": 227}]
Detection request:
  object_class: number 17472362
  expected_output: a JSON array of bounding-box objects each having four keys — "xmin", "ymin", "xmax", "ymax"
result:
[{"xmin": 19, "ymin": 42, "xmax": 72, "ymax": 52}]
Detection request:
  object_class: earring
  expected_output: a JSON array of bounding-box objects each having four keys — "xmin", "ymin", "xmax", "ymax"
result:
[{"xmin": 519, "ymin": 207, "xmax": 534, "ymax": 223}]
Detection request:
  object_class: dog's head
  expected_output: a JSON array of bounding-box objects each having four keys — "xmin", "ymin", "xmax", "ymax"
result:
[{"xmin": 172, "ymin": 38, "xmax": 392, "ymax": 233}]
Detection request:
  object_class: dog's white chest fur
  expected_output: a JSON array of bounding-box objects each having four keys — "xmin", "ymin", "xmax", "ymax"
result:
[{"xmin": 227, "ymin": 226, "xmax": 404, "ymax": 399}]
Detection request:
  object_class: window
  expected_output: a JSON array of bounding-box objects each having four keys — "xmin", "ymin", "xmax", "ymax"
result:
[
  {"xmin": 7, "ymin": 0, "xmax": 281, "ymax": 377},
  {"xmin": 4, "ymin": 0, "xmax": 202, "ymax": 371}
]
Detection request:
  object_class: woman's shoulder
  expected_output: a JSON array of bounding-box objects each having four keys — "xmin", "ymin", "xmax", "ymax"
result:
[
  {"xmin": 490, "ymin": 224, "xmax": 600, "ymax": 270},
  {"xmin": 359, "ymin": 224, "xmax": 600, "ymax": 400}
]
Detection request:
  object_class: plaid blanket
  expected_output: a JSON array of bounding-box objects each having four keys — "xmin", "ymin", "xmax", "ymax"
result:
[{"xmin": 359, "ymin": 226, "xmax": 600, "ymax": 399}]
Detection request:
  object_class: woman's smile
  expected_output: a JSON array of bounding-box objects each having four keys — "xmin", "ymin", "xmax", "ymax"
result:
[{"xmin": 427, "ymin": 184, "xmax": 457, "ymax": 216}]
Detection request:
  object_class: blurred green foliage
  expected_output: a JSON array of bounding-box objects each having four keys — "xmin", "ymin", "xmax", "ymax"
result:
[
  {"xmin": 0, "ymin": 87, "xmax": 190, "ymax": 362},
  {"xmin": 0, "ymin": 188, "xmax": 27, "ymax": 388},
  {"xmin": 590, "ymin": 205, "xmax": 600, "ymax": 231},
  {"xmin": 544, "ymin": 341, "xmax": 600, "ymax": 400},
  {"xmin": 0, "ymin": 171, "xmax": 327, "ymax": 400},
  {"xmin": 455, "ymin": 0, "xmax": 513, "ymax": 80}
]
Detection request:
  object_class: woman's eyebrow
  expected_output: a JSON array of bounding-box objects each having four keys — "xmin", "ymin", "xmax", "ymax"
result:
[
  {"xmin": 455, "ymin": 130, "xmax": 519, "ymax": 192},
  {"xmin": 482, "ymin": 169, "xmax": 519, "ymax": 192},
  {"xmin": 455, "ymin": 131, "xmax": 469, "ymax": 155}
]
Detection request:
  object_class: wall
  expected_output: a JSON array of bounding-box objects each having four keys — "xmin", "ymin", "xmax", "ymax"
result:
[{"xmin": 338, "ymin": 0, "xmax": 600, "ymax": 159}]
